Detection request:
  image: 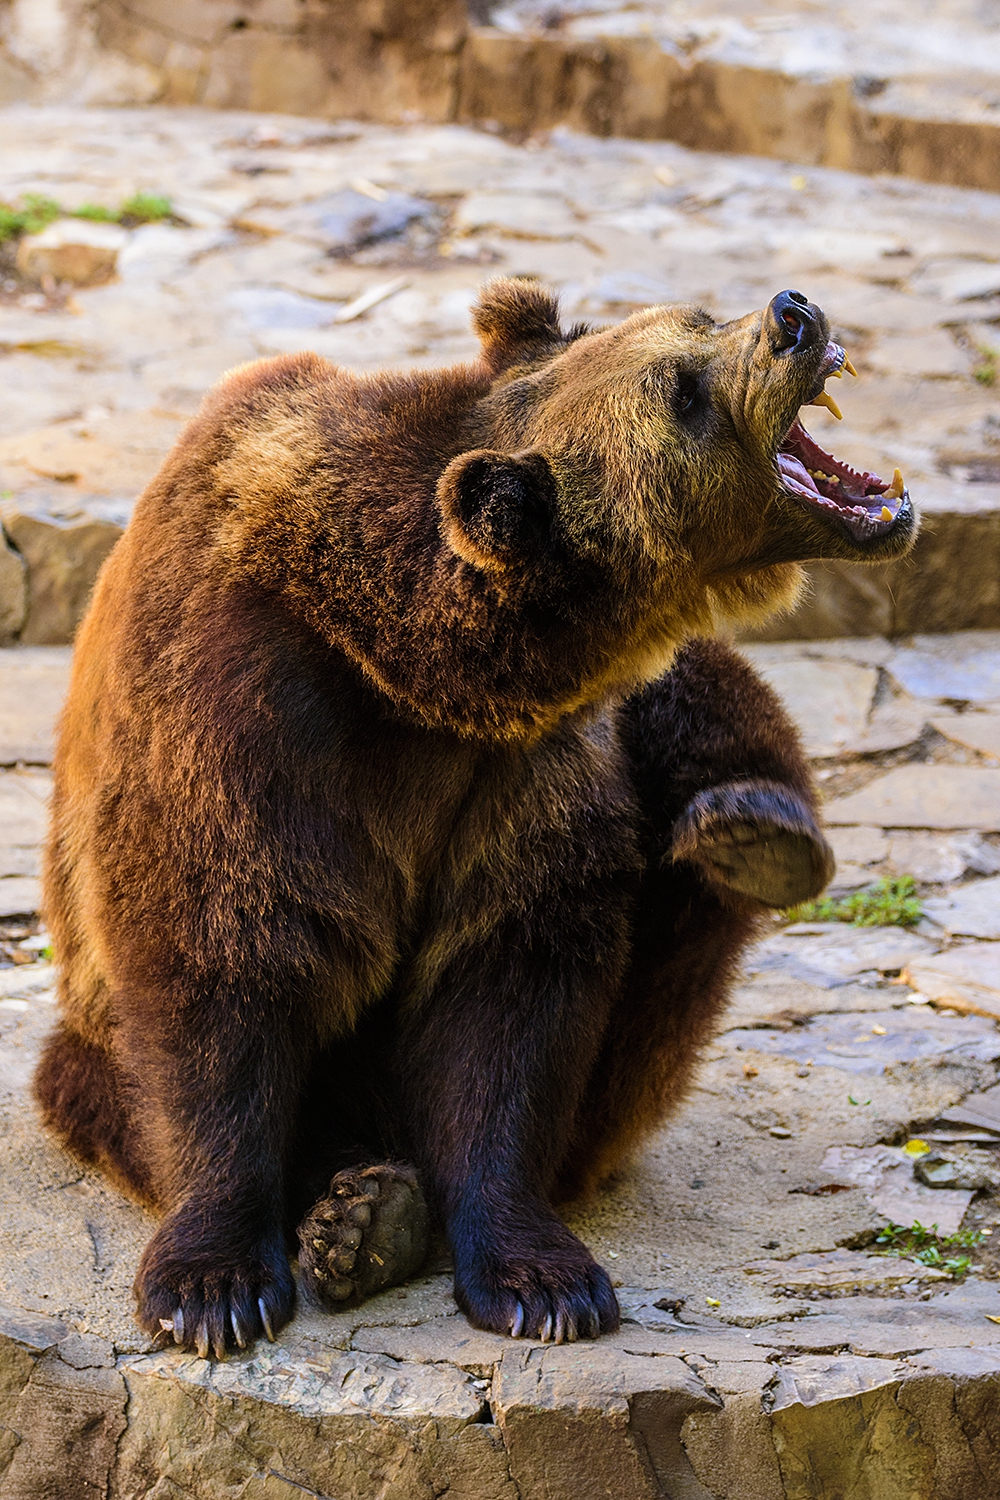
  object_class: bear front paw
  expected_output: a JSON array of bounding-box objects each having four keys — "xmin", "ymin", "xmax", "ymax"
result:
[
  {"xmin": 297, "ymin": 1163, "xmax": 430, "ymax": 1311},
  {"xmin": 134, "ymin": 1221, "xmax": 295, "ymax": 1361},
  {"xmin": 671, "ymin": 778, "xmax": 835, "ymax": 907},
  {"xmin": 454, "ymin": 1224, "xmax": 620, "ymax": 1343}
]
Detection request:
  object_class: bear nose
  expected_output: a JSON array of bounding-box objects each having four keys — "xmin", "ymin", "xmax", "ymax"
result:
[{"xmin": 765, "ymin": 289, "xmax": 820, "ymax": 353}]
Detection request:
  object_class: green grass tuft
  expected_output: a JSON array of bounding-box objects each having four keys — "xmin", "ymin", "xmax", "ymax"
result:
[
  {"xmin": 0, "ymin": 193, "xmax": 61, "ymax": 243},
  {"xmin": 0, "ymin": 191, "xmax": 173, "ymax": 244},
  {"xmin": 974, "ymin": 347, "xmax": 997, "ymax": 386},
  {"xmin": 72, "ymin": 203, "xmax": 120, "ymax": 222},
  {"xmin": 874, "ymin": 1220, "xmax": 983, "ymax": 1277},
  {"xmin": 786, "ymin": 874, "xmax": 922, "ymax": 928},
  {"xmin": 119, "ymin": 193, "xmax": 172, "ymax": 224}
]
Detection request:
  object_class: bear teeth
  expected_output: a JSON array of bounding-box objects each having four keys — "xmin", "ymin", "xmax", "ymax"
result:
[
  {"xmin": 778, "ymin": 418, "xmax": 906, "ymax": 536},
  {"xmin": 808, "ymin": 390, "xmax": 843, "ymax": 420}
]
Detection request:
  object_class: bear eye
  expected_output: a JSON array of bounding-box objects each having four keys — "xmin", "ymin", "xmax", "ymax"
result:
[{"xmin": 674, "ymin": 370, "xmax": 701, "ymax": 418}]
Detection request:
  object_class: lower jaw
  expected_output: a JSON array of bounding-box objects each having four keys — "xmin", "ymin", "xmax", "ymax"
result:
[
  {"xmin": 776, "ymin": 420, "xmax": 907, "ymax": 547},
  {"xmin": 766, "ymin": 496, "xmax": 916, "ymax": 570}
]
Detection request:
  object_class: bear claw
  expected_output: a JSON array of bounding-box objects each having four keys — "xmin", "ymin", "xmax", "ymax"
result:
[
  {"xmin": 457, "ymin": 1240, "xmax": 618, "ymax": 1344},
  {"xmin": 297, "ymin": 1163, "xmax": 430, "ymax": 1312}
]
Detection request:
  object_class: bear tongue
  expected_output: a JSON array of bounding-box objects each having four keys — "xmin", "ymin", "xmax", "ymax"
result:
[
  {"xmin": 777, "ymin": 450, "xmax": 873, "ymax": 521},
  {"xmin": 777, "ymin": 451, "xmax": 820, "ymax": 497}
]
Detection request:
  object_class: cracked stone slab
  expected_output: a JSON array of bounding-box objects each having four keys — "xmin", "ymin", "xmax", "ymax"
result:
[
  {"xmin": 721, "ymin": 975, "xmax": 906, "ymax": 1030},
  {"xmin": 739, "ymin": 653, "xmax": 877, "ymax": 759},
  {"xmin": 886, "ymin": 635, "xmax": 1000, "ymax": 704},
  {"xmin": 760, "ymin": 1280, "xmax": 1000, "ymax": 1358},
  {"xmin": 932, "ymin": 714, "xmax": 1000, "ymax": 760},
  {"xmin": 825, "ymin": 767, "xmax": 1000, "ymax": 831},
  {"xmin": 0, "ymin": 769, "xmax": 51, "ymax": 915},
  {"xmin": 769, "ymin": 1353, "xmax": 904, "ymax": 1409},
  {"xmin": 0, "ymin": 647, "xmax": 72, "ymax": 766},
  {"xmin": 826, "ymin": 825, "xmax": 888, "ymax": 867},
  {"xmin": 923, "ymin": 878, "xmax": 1000, "ymax": 940},
  {"xmin": 744, "ymin": 924, "xmax": 937, "ymax": 988},
  {"xmin": 903, "ymin": 947, "xmax": 1000, "ymax": 1017},
  {"xmin": 938, "ymin": 1082, "xmax": 1000, "ymax": 1135},
  {"xmin": 743, "ymin": 1249, "xmax": 948, "ymax": 1296},
  {"xmin": 886, "ymin": 832, "xmax": 999, "ymax": 885},
  {"xmin": 726, "ymin": 1006, "xmax": 1000, "ymax": 1081},
  {"xmin": 817, "ymin": 1145, "xmax": 975, "ymax": 1235}
]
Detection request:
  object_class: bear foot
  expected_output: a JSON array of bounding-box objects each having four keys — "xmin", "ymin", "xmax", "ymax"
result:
[
  {"xmin": 135, "ymin": 1220, "xmax": 295, "ymax": 1361},
  {"xmin": 297, "ymin": 1164, "xmax": 430, "ymax": 1311},
  {"xmin": 671, "ymin": 777, "xmax": 834, "ymax": 908},
  {"xmin": 454, "ymin": 1212, "xmax": 620, "ymax": 1343}
]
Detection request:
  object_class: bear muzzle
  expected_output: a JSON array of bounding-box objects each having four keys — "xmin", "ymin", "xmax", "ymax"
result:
[{"xmin": 764, "ymin": 289, "xmax": 914, "ymax": 552}]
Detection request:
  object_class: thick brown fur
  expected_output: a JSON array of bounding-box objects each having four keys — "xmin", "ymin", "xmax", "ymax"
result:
[{"xmin": 35, "ymin": 279, "xmax": 912, "ymax": 1355}]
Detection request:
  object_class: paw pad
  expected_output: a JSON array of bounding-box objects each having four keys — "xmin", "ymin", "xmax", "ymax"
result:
[{"xmin": 297, "ymin": 1164, "xmax": 429, "ymax": 1311}]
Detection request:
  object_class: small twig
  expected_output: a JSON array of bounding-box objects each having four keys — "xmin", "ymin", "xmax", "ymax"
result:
[{"xmin": 333, "ymin": 276, "xmax": 409, "ymax": 324}]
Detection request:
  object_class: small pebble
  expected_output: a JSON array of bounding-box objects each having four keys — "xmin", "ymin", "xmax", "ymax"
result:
[{"xmin": 769, "ymin": 1126, "xmax": 792, "ymax": 1139}]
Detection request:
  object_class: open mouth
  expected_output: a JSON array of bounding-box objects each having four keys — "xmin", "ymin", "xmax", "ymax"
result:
[{"xmin": 776, "ymin": 343, "xmax": 907, "ymax": 543}]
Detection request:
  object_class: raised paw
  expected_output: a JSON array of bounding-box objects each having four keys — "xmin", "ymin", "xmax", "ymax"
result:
[
  {"xmin": 297, "ymin": 1163, "xmax": 430, "ymax": 1312},
  {"xmin": 454, "ymin": 1219, "xmax": 620, "ymax": 1344},
  {"xmin": 134, "ymin": 1221, "xmax": 295, "ymax": 1361},
  {"xmin": 671, "ymin": 777, "xmax": 834, "ymax": 908}
]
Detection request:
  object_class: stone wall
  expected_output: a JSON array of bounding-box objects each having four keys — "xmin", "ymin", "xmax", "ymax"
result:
[
  {"xmin": 4, "ymin": 2, "xmax": 1000, "ymax": 194},
  {"xmin": 0, "ymin": 0, "xmax": 469, "ymax": 122}
]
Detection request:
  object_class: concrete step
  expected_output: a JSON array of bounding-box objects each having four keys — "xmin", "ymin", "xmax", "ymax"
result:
[
  {"xmin": 463, "ymin": 0, "xmax": 1000, "ymax": 193},
  {"xmin": 1, "ymin": 107, "xmax": 999, "ymax": 645},
  {"xmin": 744, "ymin": 481, "xmax": 1000, "ymax": 641}
]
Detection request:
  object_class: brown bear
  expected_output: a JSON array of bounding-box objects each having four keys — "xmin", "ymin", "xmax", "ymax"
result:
[{"xmin": 35, "ymin": 279, "xmax": 914, "ymax": 1358}]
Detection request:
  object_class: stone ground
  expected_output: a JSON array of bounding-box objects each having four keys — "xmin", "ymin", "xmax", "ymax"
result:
[
  {"xmin": 1, "ymin": 101, "xmax": 1000, "ymax": 1498},
  {"xmin": 467, "ymin": 0, "xmax": 1000, "ymax": 190},
  {"xmin": 1, "ymin": 105, "xmax": 1000, "ymax": 644}
]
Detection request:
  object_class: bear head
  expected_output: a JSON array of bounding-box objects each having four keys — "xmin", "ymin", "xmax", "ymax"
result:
[
  {"xmin": 439, "ymin": 279, "xmax": 914, "ymax": 602},
  {"xmin": 202, "ymin": 277, "xmax": 915, "ymax": 740}
]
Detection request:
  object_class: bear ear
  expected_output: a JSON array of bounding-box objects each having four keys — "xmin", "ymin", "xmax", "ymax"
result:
[
  {"xmin": 437, "ymin": 449, "xmax": 559, "ymax": 572},
  {"xmin": 472, "ymin": 277, "xmax": 563, "ymax": 372}
]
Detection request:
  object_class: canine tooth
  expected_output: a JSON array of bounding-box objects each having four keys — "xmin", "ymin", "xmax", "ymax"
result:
[
  {"xmin": 885, "ymin": 467, "xmax": 905, "ymax": 499},
  {"xmin": 881, "ymin": 506, "xmax": 893, "ymax": 521},
  {"xmin": 844, "ymin": 356, "xmax": 858, "ymax": 377},
  {"xmin": 810, "ymin": 391, "xmax": 843, "ymax": 419}
]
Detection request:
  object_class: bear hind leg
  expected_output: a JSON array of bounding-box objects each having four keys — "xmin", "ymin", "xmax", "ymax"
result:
[
  {"xmin": 297, "ymin": 1163, "xmax": 429, "ymax": 1310},
  {"xmin": 33, "ymin": 1023, "xmax": 155, "ymax": 1205}
]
